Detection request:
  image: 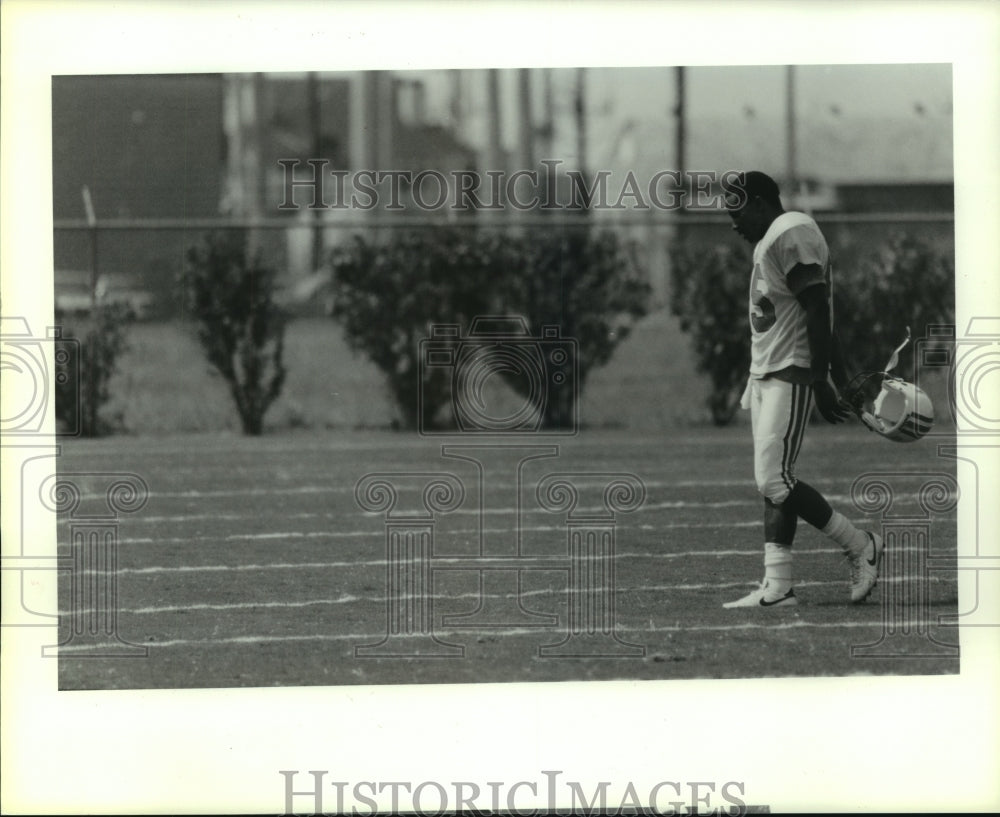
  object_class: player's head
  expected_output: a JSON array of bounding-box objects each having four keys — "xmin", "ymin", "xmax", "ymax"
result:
[{"xmin": 722, "ymin": 171, "xmax": 784, "ymax": 243}]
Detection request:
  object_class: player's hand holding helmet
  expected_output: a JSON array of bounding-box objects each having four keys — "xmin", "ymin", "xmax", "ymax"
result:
[
  {"xmin": 813, "ymin": 379, "xmax": 853, "ymax": 424},
  {"xmin": 841, "ymin": 328, "xmax": 935, "ymax": 443},
  {"xmin": 843, "ymin": 372, "xmax": 935, "ymax": 442}
]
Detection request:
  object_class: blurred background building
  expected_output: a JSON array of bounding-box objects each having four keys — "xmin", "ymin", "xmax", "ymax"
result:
[{"xmin": 51, "ymin": 65, "xmax": 954, "ymax": 317}]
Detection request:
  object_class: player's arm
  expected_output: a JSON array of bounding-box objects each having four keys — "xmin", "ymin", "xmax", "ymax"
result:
[
  {"xmin": 789, "ymin": 263, "xmax": 852, "ymax": 423},
  {"xmin": 829, "ymin": 327, "xmax": 849, "ymax": 390}
]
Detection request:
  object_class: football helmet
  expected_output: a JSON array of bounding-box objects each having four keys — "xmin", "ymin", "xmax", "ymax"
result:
[{"xmin": 843, "ymin": 371, "xmax": 935, "ymax": 442}]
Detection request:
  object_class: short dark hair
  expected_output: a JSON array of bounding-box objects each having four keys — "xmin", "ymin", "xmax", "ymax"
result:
[{"xmin": 722, "ymin": 170, "xmax": 782, "ymax": 211}]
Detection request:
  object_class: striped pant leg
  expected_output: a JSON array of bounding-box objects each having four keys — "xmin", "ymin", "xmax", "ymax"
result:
[{"xmin": 751, "ymin": 378, "xmax": 812, "ymax": 504}]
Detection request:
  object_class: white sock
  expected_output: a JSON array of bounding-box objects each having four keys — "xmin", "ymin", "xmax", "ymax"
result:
[
  {"xmin": 823, "ymin": 511, "xmax": 868, "ymax": 554},
  {"xmin": 763, "ymin": 542, "xmax": 793, "ymax": 596}
]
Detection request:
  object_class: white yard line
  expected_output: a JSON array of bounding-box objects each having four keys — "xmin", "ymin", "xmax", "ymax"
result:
[
  {"xmin": 56, "ymin": 614, "xmax": 957, "ymax": 653},
  {"xmin": 61, "ymin": 575, "xmax": 954, "ymax": 616},
  {"xmin": 65, "ymin": 535, "xmax": 954, "ymax": 576}
]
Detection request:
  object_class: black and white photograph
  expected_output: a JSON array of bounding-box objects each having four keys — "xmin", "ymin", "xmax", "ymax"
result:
[{"xmin": 2, "ymin": 1, "xmax": 998, "ymax": 815}]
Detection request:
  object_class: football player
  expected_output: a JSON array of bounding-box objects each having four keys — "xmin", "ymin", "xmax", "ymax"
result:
[{"xmin": 720, "ymin": 170, "xmax": 883, "ymax": 607}]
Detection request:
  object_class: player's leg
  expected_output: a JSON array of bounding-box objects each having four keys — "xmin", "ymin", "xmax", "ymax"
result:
[
  {"xmin": 762, "ymin": 496, "xmax": 797, "ymax": 600},
  {"xmin": 781, "ymin": 459, "xmax": 885, "ymax": 603},
  {"xmin": 726, "ymin": 377, "xmax": 883, "ymax": 604},
  {"xmin": 753, "ymin": 378, "xmax": 883, "ymax": 602},
  {"xmin": 764, "ymin": 496, "xmax": 797, "ymax": 543},
  {"xmin": 724, "ymin": 378, "xmax": 804, "ymax": 608}
]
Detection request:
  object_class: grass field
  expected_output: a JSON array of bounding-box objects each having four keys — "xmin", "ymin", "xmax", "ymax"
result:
[
  {"xmin": 54, "ymin": 422, "xmax": 960, "ymax": 691},
  {"xmin": 47, "ymin": 307, "xmax": 961, "ymax": 690}
]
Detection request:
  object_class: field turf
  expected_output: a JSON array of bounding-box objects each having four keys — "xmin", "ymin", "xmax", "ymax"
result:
[{"xmin": 54, "ymin": 423, "xmax": 960, "ymax": 690}]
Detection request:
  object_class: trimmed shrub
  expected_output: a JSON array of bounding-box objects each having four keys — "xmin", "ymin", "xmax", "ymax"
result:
[
  {"xmin": 833, "ymin": 231, "xmax": 954, "ymax": 380},
  {"xmin": 54, "ymin": 302, "xmax": 134, "ymax": 436},
  {"xmin": 328, "ymin": 224, "xmax": 650, "ymax": 431},
  {"xmin": 495, "ymin": 225, "xmax": 651, "ymax": 429},
  {"xmin": 327, "ymin": 227, "xmax": 503, "ymax": 430},
  {"xmin": 180, "ymin": 231, "xmax": 288, "ymax": 435}
]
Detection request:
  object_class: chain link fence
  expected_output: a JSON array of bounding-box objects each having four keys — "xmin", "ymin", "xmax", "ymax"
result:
[
  {"xmin": 54, "ymin": 211, "xmax": 954, "ymax": 319},
  {"xmin": 51, "ymin": 211, "xmax": 955, "ymax": 433}
]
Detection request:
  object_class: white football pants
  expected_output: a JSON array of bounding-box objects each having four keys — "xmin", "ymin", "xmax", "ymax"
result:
[{"xmin": 743, "ymin": 377, "xmax": 812, "ymax": 504}]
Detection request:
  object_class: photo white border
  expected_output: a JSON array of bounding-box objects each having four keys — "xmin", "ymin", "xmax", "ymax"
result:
[{"xmin": 2, "ymin": 0, "xmax": 998, "ymax": 813}]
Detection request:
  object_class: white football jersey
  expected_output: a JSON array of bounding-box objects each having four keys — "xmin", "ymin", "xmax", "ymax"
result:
[{"xmin": 748, "ymin": 211, "xmax": 830, "ymax": 378}]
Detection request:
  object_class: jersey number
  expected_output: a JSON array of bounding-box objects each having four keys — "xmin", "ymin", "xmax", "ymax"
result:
[{"xmin": 751, "ymin": 272, "xmax": 776, "ymax": 333}]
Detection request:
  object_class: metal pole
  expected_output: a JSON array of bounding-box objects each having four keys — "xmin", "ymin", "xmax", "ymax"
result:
[
  {"xmin": 516, "ymin": 68, "xmax": 534, "ymax": 225},
  {"xmin": 575, "ymin": 68, "xmax": 587, "ymax": 180},
  {"xmin": 82, "ymin": 185, "xmax": 98, "ymax": 310},
  {"xmin": 517, "ymin": 68, "xmax": 534, "ymax": 171},
  {"xmin": 307, "ymin": 71, "xmax": 323, "ymax": 271},
  {"xmin": 542, "ymin": 68, "xmax": 554, "ymax": 160},
  {"xmin": 786, "ymin": 65, "xmax": 797, "ymax": 207},
  {"xmin": 247, "ymin": 73, "xmax": 266, "ymax": 254},
  {"xmin": 675, "ymin": 66, "xmax": 686, "ymax": 184},
  {"xmin": 485, "ymin": 69, "xmax": 504, "ymax": 212},
  {"xmin": 449, "ymin": 70, "xmax": 464, "ymax": 139}
]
